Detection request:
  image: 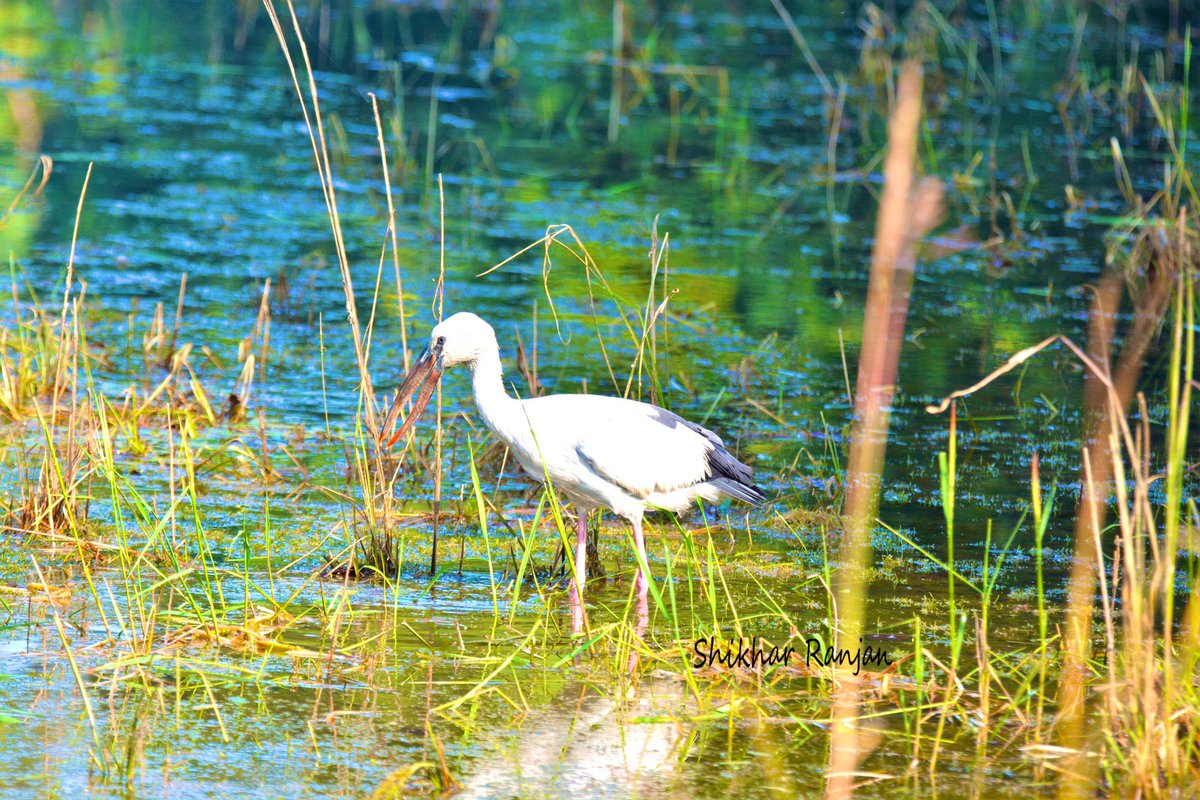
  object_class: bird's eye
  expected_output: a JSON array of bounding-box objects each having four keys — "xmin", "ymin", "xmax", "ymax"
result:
[{"xmin": 436, "ymin": 336, "xmax": 446, "ymax": 346}]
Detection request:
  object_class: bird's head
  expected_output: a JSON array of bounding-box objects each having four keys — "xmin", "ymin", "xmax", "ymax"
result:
[
  {"xmin": 380, "ymin": 312, "xmax": 497, "ymax": 448},
  {"xmin": 430, "ymin": 312, "xmax": 498, "ymax": 369}
]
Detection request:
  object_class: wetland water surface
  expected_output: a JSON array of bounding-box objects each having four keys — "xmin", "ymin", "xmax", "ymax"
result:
[{"xmin": 0, "ymin": 1, "xmax": 1196, "ymax": 797}]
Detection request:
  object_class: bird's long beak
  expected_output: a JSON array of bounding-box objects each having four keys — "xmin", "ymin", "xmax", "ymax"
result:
[{"xmin": 380, "ymin": 343, "xmax": 444, "ymax": 449}]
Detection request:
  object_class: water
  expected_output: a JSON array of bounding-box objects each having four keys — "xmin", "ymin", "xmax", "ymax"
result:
[{"xmin": 0, "ymin": 0, "xmax": 1193, "ymax": 796}]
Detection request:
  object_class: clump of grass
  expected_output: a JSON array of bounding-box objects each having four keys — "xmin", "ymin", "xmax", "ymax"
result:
[{"xmin": 2, "ymin": 167, "xmax": 96, "ymax": 541}]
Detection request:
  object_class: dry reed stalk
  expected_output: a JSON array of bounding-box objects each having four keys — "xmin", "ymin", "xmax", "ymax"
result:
[
  {"xmin": 261, "ymin": 0, "xmax": 379, "ymax": 434},
  {"xmin": 0, "ymin": 155, "xmax": 52, "ymax": 226},
  {"xmin": 430, "ymin": 174, "xmax": 446, "ymax": 576},
  {"xmin": 768, "ymin": 0, "xmax": 833, "ymax": 98},
  {"xmin": 369, "ymin": 93, "xmax": 410, "ymax": 376},
  {"xmin": 165, "ymin": 272, "xmax": 187, "ymax": 369},
  {"xmin": 607, "ymin": 0, "xmax": 626, "ymax": 145},
  {"xmin": 1054, "ymin": 273, "xmax": 1120, "ymax": 785},
  {"xmin": 50, "ymin": 163, "xmax": 90, "ymax": 414},
  {"xmin": 143, "ymin": 302, "xmax": 164, "ymax": 378},
  {"xmin": 226, "ymin": 280, "xmax": 272, "ymax": 422},
  {"xmin": 514, "ymin": 306, "xmax": 544, "ymax": 399},
  {"xmin": 827, "ymin": 60, "xmax": 942, "ymax": 799},
  {"xmin": 255, "ymin": 276, "xmax": 271, "ymax": 381}
]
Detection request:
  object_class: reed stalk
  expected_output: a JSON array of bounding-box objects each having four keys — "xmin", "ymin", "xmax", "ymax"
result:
[{"xmin": 828, "ymin": 59, "xmax": 942, "ymax": 799}]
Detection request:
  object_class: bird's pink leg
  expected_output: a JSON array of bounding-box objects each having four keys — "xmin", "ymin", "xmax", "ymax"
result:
[
  {"xmin": 568, "ymin": 511, "xmax": 588, "ymax": 634},
  {"xmin": 630, "ymin": 516, "xmax": 650, "ymax": 636}
]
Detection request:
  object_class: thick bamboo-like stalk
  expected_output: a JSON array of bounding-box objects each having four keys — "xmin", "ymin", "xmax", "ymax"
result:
[{"xmin": 827, "ymin": 60, "xmax": 942, "ymax": 799}]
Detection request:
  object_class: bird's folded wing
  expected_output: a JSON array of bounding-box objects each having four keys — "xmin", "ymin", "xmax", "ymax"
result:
[{"xmin": 573, "ymin": 403, "xmax": 716, "ymax": 499}]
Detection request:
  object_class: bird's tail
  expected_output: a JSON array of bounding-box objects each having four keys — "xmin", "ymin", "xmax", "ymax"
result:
[{"xmin": 708, "ymin": 477, "xmax": 767, "ymax": 506}]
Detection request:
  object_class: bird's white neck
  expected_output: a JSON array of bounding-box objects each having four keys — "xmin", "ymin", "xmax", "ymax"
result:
[{"xmin": 469, "ymin": 345, "xmax": 519, "ymax": 437}]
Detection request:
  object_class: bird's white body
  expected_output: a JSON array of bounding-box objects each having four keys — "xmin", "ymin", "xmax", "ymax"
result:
[
  {"xmin": 469, "ymin": 346, "xmax": 731, "ymax": 521},
  {"xmin": 386, "ymin": 312, "xmax": 764, "ymax": 639}
]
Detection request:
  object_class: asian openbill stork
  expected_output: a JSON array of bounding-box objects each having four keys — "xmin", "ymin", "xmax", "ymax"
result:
[{"xmin": 381, "ymin": 312, "xmax": 765, "ymax": 634}]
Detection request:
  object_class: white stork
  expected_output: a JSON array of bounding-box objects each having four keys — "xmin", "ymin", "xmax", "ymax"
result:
[{"xmin": 381, "ymin": 312, "xmax": 765, "ymax": 633}]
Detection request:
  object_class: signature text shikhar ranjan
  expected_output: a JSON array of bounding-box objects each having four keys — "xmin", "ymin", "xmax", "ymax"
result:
[{"xmin": 692, "ymin": 636, "xmax": 894, "ymax": 675}]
